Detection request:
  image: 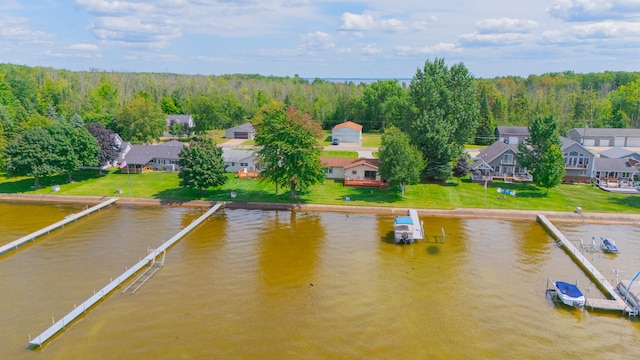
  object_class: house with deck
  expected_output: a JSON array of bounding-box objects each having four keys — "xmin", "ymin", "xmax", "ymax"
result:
[
  {"xmin": 224, "ymin": 123, "xmax": 256, "ymax": 140},
  {"xmin": 568, "ymin": 128, "xmax": 640, "ymax": 147},
  {"xmin": 331, "ymin": 121, "xmax": 363, "ymax": 143},
  {"xmin": 599, "ymin": 147, "xmax": 640, "ymax": 163},
  {"xmin": 495, "ymin": 126, "xmax": 530, "ymax": 145},
  {"xmin": 561, "ymin": 137, "xmax": 596, "ymax": 183},
  {"xmin": 471, "ymin": 141, "xmax": 532, "ymax": 182},
  {"xmin": 120, "ymin": 140, "xmax": 185, "ymax": 174},
  {"xmin": 593, "ymin": 158, "xmax": 638, "ymax": 188},
  {"xmin": 322, "ymin": 157, "xmax": 386, "ymax": 187},
  {"xmin": 222, "ymin": 149, "xmax": 260, "ymax": 173}
]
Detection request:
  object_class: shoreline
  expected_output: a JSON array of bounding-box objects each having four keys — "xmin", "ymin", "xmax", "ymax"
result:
[{"xmin": 1, "ymin": 193, "xmax": 639, "ymax": 225}]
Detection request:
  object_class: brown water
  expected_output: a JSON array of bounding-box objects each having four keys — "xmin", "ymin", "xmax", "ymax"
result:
[{"xmin": 1, "ymin": 203, "xmax": 639, "ymax": 359}]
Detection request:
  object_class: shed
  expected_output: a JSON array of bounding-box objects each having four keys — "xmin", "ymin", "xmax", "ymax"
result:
[{"xmin": 495, "ymin": 126, "xmax": 529, "ymax": 145}]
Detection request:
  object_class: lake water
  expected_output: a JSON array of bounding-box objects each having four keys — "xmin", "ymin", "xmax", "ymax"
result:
[{"xmin": 1, "ymin": 202, "xmax": 639, "ymax": 359}]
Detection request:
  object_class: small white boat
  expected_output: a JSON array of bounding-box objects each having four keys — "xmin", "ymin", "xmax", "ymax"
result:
[
  {"xmin": 394, "ymin": 216, "xmax": 414, "ymax": 244},
  {"xmin": 600, "ymin": 237, "xmax": 620, "ymax": 254},
  {"xmin": 553, "ymin": 281, "xmax": 585, "ymax": 307}
]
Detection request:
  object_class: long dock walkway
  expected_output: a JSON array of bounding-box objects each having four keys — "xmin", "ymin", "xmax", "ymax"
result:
[
  {"xmin": 28, "ymin": 203, "xmax": 223, "ymax": 348},
  {"xmin": 0, "ymin": 198, "xmax": 118, "ymax": 256},
  {"xmin": 537, "ymin": 215, "xmax": 628, "ymax": 312}
]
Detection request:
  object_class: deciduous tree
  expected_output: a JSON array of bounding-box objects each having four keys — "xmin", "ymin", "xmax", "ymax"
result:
[
  {"xmin": 116, "ymin": 96, "xmax": 166, "ymax": 143},
  {"xmin": 87, "ymin": 122, "xmax": 119, "ymax": 175},
  {"xmin": 178, "ymin": 138, "xmax": 226, "ymax": 194},
  {"xmin": 4, "ymin": 127, "xmax": 61, "ymax": 188},
  {"xmin": 378, "ymin": 126, "xmax": 425, "ymax": 198},
  {"xmin": 518, "ymin": 115, "xmax": 566, "ymax": 194},
  {"xmin": 253, "ymin": 102, "xmax": 325, "ymax": 199},
  {"xmin": 408, "ymin": 58, "xmax": 479, "ymax": 181}
]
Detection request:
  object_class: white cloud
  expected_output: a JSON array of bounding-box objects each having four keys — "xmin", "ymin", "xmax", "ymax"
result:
[
  {"xmin": 361, "ymin": 43, "xmax": 382, "ymax": 54},
  {"xmin": 340, "ymin": 12, "xmax": 375, "ymax": 31},
  {"xmin": 395, "ymin": 43, "xmax": 460, "ymax": 55},
  {"xmin": 91, "ymin": 15, "xmax": 182, "ymax": 48},
  {"xmin": 301, "ymin": 31, "xmax": 335, "ymax": 50},
  {"xmin": 540, "ymin": 20, "xmax": 640, "ymax": 44},
  {"xmin": 476, "ymin": 18, "xmax": 538, "ymax": 34},
  {"xmin": 458, "ymin": 32, "xmax": 528, "ymax": 47},
  {"xmin": 0, "ymin": 17, "xmax": 52, "ymax": 43},
  {"xmin": 68, "ymin": 43, "xmax": 99, "ymax": 51},
  {"xmin": 548, "ymin": 0, "xmax": 640, "ymax": 21}
]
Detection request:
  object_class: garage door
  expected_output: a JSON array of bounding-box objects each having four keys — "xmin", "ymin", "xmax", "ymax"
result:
[
  {"xmin": 614, "ymin": 137, "xmax": 626, "ymax": 147},
  {"xmin": 234, "ymin": 132, "xmax": 249, "ymax": 139},
  {"xmin": 583, "ymin": 139, "xmax": 595, "ymax": 146},
  {"xmin": 627, "ymin": 138, "xmax": 640, "ymax": 147}
]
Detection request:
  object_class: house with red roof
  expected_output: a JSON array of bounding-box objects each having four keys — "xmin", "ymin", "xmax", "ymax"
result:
[
  {"xmin": 322, "ymin": 157, "xmax": 386, "ymax": 188},
  {"xmin": 331, "ymin": 121, "xmax": 362, "ymax": 143}
]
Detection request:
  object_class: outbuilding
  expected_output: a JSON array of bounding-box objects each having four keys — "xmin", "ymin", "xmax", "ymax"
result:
[
  {"xmin": 225, "ymin": 123, "xmax": 256, "ymax": 140},
  {"xmin": 331, "ymin": 121, "xmax": 362, "ymax": 143}
]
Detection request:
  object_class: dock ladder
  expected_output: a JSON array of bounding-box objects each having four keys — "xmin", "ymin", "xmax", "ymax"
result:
[{"xmin": 121, "ymin": 248, "xmax": 166, "ymax": 295}]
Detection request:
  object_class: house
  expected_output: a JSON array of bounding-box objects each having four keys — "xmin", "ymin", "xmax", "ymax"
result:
[
  {"xmin": 331, "ymin": 121, "xmax": 362, "ymax": 143},
  {"xmin": 471, "ymin": 140, "xmax": 532, "ymax": 182},
  {"xmin": 321, "ymin": 157, "xmax": 386, "ymax": 187},
  {"xmin": 568, "ymin": 128, "xmax": 640, "ymax": 147},
  {"xmin": 593, "ymin": 158, "xmax": 637, "ymax": 188},
  {"xmin": 225, "ymin": 123, "xmax": 256, "ymax": 139},
  {"xmin": 120, "ymin": 140, "xmax": 186, "ymax": 174},
  {"xmin": 495, "ymin": 126, "xmax": 529, "ymax": 145},
  {"xmin": 560, "ymin": 137, "xmax": 596, "ymax": 183},
  {"xmin": 166, "ymin": 114, "xmax": 195, "ymax": 129},
  {"xmin": 222, "ymin": 149, "xmax": 260, "ymax": 173}
]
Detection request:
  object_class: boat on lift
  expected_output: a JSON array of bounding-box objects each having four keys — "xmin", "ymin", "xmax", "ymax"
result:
[
  {"xmin": 552, "ymin": 280, "xmax": 586, "ymax": 307},
  {"xmin": 600, "ymin": 237, "xmax": 620, "ymax": 254}
]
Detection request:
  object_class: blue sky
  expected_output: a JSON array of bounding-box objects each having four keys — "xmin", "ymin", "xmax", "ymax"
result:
[{"xmin": 1, "ymin": 0, "xmax": 639, "ymax": 79}]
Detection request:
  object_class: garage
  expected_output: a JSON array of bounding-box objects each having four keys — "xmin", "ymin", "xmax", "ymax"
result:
[{"xmin": 234, "ymin": 132, "xmax": 249, "ymax": 139}]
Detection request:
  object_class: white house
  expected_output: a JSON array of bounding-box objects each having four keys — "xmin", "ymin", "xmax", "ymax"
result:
[
  {"xmin": 166, "ymin": 114, "xmax": 195, "ymax": 130},
  {"xmin": 331, "ymin": 121, "xmax": 362, "ymax": 143},
  {"xmin": 225, "ymin": 123, "xmax": 256, "ymax": 140},
  {"xmin": 222, "ymin": 149, "xmax": 260, "ymax": 173}
]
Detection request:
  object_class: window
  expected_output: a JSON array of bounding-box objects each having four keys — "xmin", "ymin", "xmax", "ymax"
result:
[
  {"xmin": 231, "ymin": 162, "xmax": 236, "ymax": 166},
  {"xmin": 352, "ymin": 170, "xmax": 357, "ymax": 175},
  {"xmin": 325, "ymin": 168, "xmax": 333, "ymax": 174},
  {"xmin": 240, "ymin": 162, "xmax": 248, "ymax": 167},
  {"xmin": 503, "ymin": 153, "xmax": 513, "ymax": 164}
]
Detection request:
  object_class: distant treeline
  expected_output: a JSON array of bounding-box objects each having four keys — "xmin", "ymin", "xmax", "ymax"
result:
[{"xmin": 0, "ymin": 63, "xmax": 639, "ymax": 146}]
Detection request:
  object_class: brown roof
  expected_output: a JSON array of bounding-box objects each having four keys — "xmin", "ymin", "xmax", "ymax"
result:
[
  {"xmin": 332, "ymin": 121, "xmax": 363, "ymax": 131},
  {"xmin": 321, "ymin": 157, "xmax": 354, "ymax": 167},
  {"xmin": 344, "ymin": 158, "xmax": 380, "ymax": 170}
]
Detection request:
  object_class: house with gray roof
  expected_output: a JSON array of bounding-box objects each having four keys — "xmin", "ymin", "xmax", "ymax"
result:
[
  {"xmin": 593, "ymin": 157, "xmax": 637, "ymax": 188},
  {"xmin": 568, "ymin": 128, "xmax": 640, "ymax": 147},
  {"xmin": 121, "ymin": 140, "xmax": 186, "ymax": 174},
  {"xmin": 599, "ymin": 147, "xmax": 640, "ymax": 162},
  {"xmin": 471, "ymin": 141, "xmax": 532, "ymax": 182},
  {"xmin": 225, "ymin": 123, "xmax": 256, "ymax": 139},
  {"xmin": 495, "ymin": 126, "xmax": 530, "ymax": 145},
  {"xmin": 222, "ymin": 149, "xmax": 260, "ymax": 173},
  {"xmin": 166, "ymin": 114, "xmax": 195, "ymax": 129},
  {"xmin": 560, "ymin": 137, "xmax": 596, "ymax": 183}
]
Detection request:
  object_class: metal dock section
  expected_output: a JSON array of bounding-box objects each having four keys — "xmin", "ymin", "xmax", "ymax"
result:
[
  {"xmin": 537, "ymin": 215, "xmax": 628, "ymax": 312},
  {"xmin": 0, "ymin": 198, "xmax": 118, "ymax": 256},
  {"xmin": 408, "ymin": 209, "xmax": 424, "ymax": 240},
  {"xmin": 28, "ymin": 203, "xmax": 223, "ymax": 348}
]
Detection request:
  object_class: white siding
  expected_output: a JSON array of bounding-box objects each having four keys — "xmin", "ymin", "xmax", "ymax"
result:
[
  {"xmin": 614, "ymin": 137, "xmax": 626, "ymax": 147},
  {"xmin": 628, "ymin": 138, "xmax": 640, "ymax": 147}
]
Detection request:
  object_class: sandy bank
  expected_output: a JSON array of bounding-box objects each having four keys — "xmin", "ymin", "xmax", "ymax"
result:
[{"xmin": 1, "ymin": 193, "xmax": 639, "ymax": 225}]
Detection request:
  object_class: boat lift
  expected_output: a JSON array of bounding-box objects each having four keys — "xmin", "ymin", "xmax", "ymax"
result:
[
  {"xmin": 121, "ymin": 248, "xmax": 166, "ymax": 295},
  {"xmin": 579, "ymin": 236, "xmax": 599, "ymax": 253}
]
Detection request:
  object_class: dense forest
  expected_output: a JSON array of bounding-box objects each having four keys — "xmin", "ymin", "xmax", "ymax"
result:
[{"xmin": 1, "ymin": 63, "xmax": 639, "ymax": 151}]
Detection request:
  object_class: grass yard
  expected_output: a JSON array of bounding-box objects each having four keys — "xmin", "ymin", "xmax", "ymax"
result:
[
  {"xmin": 322, "ymin": 150, "xmax": 359, "ymax": 158},
  {"xmin": 1, "ymin": 170, "xmax": 638, "ymax": 214},
  {"xmin": 362, "ymin": 133, "xmax": 382, "ymax": 148}
]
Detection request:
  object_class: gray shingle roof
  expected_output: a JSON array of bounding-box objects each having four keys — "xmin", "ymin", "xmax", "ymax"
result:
[
  {"xmin": 474, "ymin": 141, "xmax": 518, "ymax": 164},
  {"xmin": 496, "ymin": 126, "xmax": 529, "ymax": 137},
  {"xmin": 226, "ymin": 123, "xmax": 255, "ymax": 133},
  {"xmin": 599, "ymin": 147, "xmax": 634, "ymax": 159},
  {"xmin": 594, "ymin": 158, "xmax": 636, "ymax": 172},
  {"xmin": 572, "ymin": 128, "xmax": 640, "ymax": 137},
  {"xmin": 124, "ymin": 142, "xmax": 186, "ymax": 165}
]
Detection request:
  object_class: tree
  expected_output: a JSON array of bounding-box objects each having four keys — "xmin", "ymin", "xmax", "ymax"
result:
[
  {"xmin": 87, "ymin": 122, "xmax": 119, "ymax": 175},
  {"xmin": 116, "ymin": 96, "xmax": 166, "ymax": 143},
  {"xmin": 253, "ymin": 102, "xmax": 325, "ymax": 199},
  {"xmin": 47, "ymin": 123, "xmax": 99, "ymax": 182},
  {"xmin": 70, "ymin": 113, "xmax": 84, "ymax": 128},
  {"xmin": 4, "ymin": 127, "xmax": 61, "ymax": 188},
  {"xmin": 518, "ymin": 115, "xmax": 566, "ymax": 194},
  {"xmin": 408, "ymin": 58, "xmax": 479, "ymax": 181},
  {"xmin": 452, "ymin": 154, "xmax": 471, "ymax": 184},
  {"xmin": 178, "ymin": 138, "xmax": 227, "ymax": 194},
  {"xmin": 378, "ymin": 126, "xmax": 425, "ymax": 198},
  {"xmin": 361, "ymin": 80, "xmax": 408, "ymax": 131}
]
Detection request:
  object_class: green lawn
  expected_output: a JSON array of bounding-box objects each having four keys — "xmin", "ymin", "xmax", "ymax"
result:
[
  {"xmin": 362, "ymin": 133, "xmax": 381, "ymax": 148},
  {"xmin": 2, "ymin": 170, "xmax": 638, "ymax": 214},
  {"xmin": 322, "ymin": 150, "xmax": 359, "ymax": 158}
]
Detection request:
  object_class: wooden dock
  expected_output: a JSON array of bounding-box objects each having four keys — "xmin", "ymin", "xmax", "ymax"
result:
[
  {"xmin": 28, "ymin": 203, "xmax": 223, "ymax": 348},
  {"xmin": 0, "ymin": 198, "xmax": 118, "ymax": 257},
  {"xmin": 537, "ymin": 214, "xmax": 628, "ymax": 312}
]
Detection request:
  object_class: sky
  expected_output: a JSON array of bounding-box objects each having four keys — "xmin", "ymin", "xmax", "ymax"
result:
[{"xmin": 0, "ymin": 0, "xmax": 639, "ymax": 79}]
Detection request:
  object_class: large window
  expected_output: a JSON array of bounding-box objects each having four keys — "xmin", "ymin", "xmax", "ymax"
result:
[{"xmin": 502, "ymin": 153, "xmax": 514, "ymax": 164}]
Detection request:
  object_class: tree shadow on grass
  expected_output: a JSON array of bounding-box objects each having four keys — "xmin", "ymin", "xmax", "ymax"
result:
[
  {"xmin": 0, "ymin": 170, "xmax": 103, "ymax": 194},
  {"xmin": 609, "ymin": 194, "xmax": 640, "ymax": 209},
  {"xmin": 486, "ymin": 182, "xmax": 549, "ymax": 199}
]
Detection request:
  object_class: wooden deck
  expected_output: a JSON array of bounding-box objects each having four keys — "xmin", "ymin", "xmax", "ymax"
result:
[{"xmin": 344, "ymin": 178, "xmax": 388, "ymax": 188}]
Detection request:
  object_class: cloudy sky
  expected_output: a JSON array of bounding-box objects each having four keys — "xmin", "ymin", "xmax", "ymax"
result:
[{"xmin": 1, "ymin": 0, "xmax": 639, "ymax": 79}]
